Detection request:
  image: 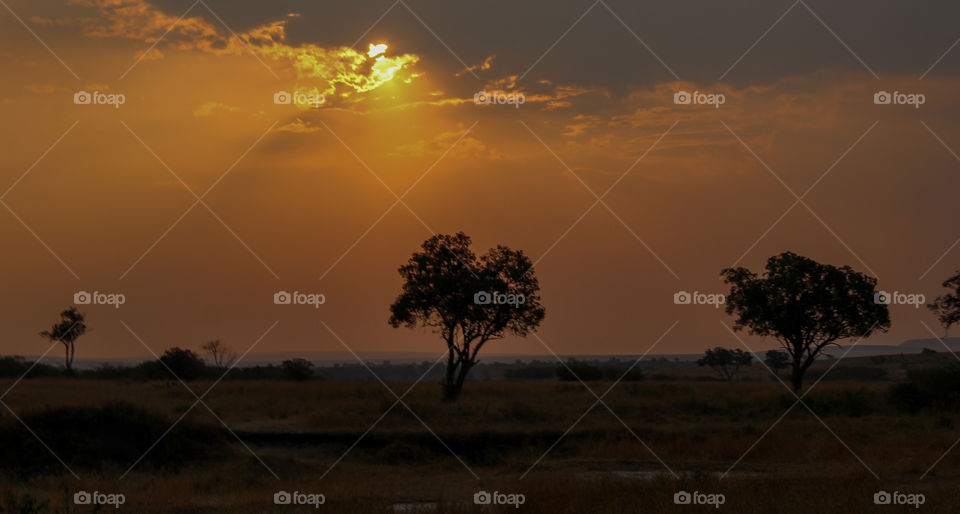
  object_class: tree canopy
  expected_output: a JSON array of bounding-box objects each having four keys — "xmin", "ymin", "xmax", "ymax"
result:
[
  {"xmin": 723, "ymin": 251, "xmax": 889, "ymax": 391},
  {"xmin": 389, "ymin": 232, "xmax": 545, "ymax": 400}
]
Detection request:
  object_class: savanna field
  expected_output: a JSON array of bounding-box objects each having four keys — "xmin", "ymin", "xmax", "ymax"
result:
[
  {"xmin": 4, "ymin": 0, "xmax": 960, "ymax": 512},
  {"xmin": 3, "ymin": 353, "xmax": 959, "ymax": 513}
]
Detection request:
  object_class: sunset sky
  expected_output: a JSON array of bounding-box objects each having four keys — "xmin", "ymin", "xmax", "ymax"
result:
[{"xmin": 1, "ymin": 0, "xmax": 959, "ymax": 360}]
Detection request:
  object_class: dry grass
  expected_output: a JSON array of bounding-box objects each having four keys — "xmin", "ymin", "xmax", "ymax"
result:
[{"xmin": 1, "ymin": 378, "xmax": 958, "ymax": 512}]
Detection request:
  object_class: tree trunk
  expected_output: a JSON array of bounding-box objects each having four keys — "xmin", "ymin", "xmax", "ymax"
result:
[
  {"xmin": 64, "ymin": 343, "xmax": 71, "ymax": 371},
  {"xmin": 442, "ymin": 376, "xmax": 460, "ymax": 402},
  {"xmin": 442, "ymin": 345, "xmax": 459, "ymax": 402},
  {"xmin": 442, "ymin": 355, "xmax": 475, "ymax": 402},
  {"xmin": 453, "ymin": 360, "xmax": 473, "ymax": 394},
  {"xmin": 790, "ymin": 367, "xmax": 803, "ymax": 393}
]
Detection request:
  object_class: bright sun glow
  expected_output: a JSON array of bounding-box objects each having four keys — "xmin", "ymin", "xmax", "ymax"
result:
[{"xmin": 368, "ymin": 43, "xmax": 388, "ymax": 58}]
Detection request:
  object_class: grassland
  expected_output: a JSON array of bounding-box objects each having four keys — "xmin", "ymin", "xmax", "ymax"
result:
[{"xmin": 1, "ymin": 357, "xmax": 959, "ymax": 512}]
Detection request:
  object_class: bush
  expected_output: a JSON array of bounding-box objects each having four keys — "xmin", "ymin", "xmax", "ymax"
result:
[
  {"xmin": 281, "ymin": 358, "xmax": 314, "ymax": 381},
  {"xmin": 223, "ymin": 365, "xmax": 286, "ymax": 380},
  {"xmin": 0, "ymin": 356, "xmax": 61, "ymax": 379},
  {"xmin": 0, "ymin": 356, "xmax": 29, "ymax": 378},
  {"xmin": 557, "ymin": 361, "xmax": 603, "ymax": 381},
  {"xmin": 556, "ymin": 360, "xmax": 644, "ymax": 382},
  {"xmin": 159, "ymin": 347, "xmax": 208, "ymax": 381},
  {"xmin": 808, "ymin": 366, "xmax": 886, "ymax": 381},
  {"xmin": 0, "ymin": 402, "xmax": 229, "ymax": 477},
  {"xmin": 131, "ymin": 359, "xmax": 169, "ymax": 380},
  {"xmin": 889, "ymin": 365, "xmax": 960, "ymax": 413},
  {"xmin": 504, "ymin": 365, "xmax": 556, "ymax": 380}
]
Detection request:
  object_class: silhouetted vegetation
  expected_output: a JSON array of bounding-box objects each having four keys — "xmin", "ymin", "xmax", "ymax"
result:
[
  {"xmin": 697, "ymin": 347, "xmax": 752, "ymax": 380},
  {"xmin": 158, "ymin": 347, "xmax": 207, "ymax": 380},
  {"xmin": 555, "ymin": 360, "xmax": 644, "ymax": 381},
  {"xmin": 889, "ymin": 364, "xmax": 960, "ymax": 413},
  {"xmin": 808, "ymin": 366, "xmax": 887, "ymax": 381},
  {"xmin": 0, "ymin": 402, "xmax": 229, "ymax": 477},
  {"xmin": 389, "ymin": 232, "xmax": 545, "ymax": 401},
  {"xmin": 928, "ymin": 270, "xmax": 960, "ymax": 337},
  {"xmin": 0, "ymin": 356, "xmax": 60, "ymax": 379},
  {"xmin": 38, "ymin": 307, "xmax": 86, "ymax": 373},
  {"xmin": 200, "ymin": 339, "xmax": 236, "ymax": 368},
  {"xmin": 723, "ymin": 251, "xmax": 890, "ymax": 392},
  {"xmin": 281, "ymin": 358, "xmax": 314, "ymax": 381},
  {"xmin": 503, "ymin": 364, "xmax": 556, "ymax": 380},
  {"xmin": 764, "ymin": 350, "xmax": 789, "ymax": 377}
]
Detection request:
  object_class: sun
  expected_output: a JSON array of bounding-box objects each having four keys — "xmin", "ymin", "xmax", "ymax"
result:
[{"xmin": 368, "ymin": 43, "xmax": 388, "ymax": 58}]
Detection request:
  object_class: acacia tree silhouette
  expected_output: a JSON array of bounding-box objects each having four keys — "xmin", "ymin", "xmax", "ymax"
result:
[
  {"xmin": 723, "ymin": 252, "xmax": 890, "ymax": 392},
  {"xmin": 764, "ymin": 350, "xmax": 790, "ymax": 378},
  {"xmin": 697, "ymin": 347, "xmax": 752, "ymax": 381},
  {"xmin": 200, "ymin": 339, "xmax": 235, "ymax": 368},
  {"xmin": 389, "ymin": 232, "xmax": 545, "ymax": 401},
  {"xmin": 928, "ymin": 270, "xmax": 960, "ymax": 337},
  {"xmin": 39, "ymin": 307, "xmax": 87, "ymax": 373}
]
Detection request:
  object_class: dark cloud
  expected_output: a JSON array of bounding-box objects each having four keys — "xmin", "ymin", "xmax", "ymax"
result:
[{"xmin": 161, "ymin": 0, "xmax": 960, "ymax": 90}]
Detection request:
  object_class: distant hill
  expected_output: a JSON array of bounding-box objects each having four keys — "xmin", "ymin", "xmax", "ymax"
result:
[
  {"xmin": 899, "ymin": 337, "xmax": 960, "ymax": 351},
  {"xmin": 12, "ymin": 338, "xmax": 960, "ymax": 370}
]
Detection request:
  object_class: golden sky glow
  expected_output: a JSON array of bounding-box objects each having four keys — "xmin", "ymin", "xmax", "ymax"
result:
[{"xmin": 1, "ymin": 0, "xmax": 959, "ymax": 360}]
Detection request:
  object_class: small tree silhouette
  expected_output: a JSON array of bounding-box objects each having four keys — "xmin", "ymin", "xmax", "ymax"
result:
[
  {"xmin": 389, "ymin": 233, "xmax": 545, "ymax": 401},
  {"xmin": 281, "ymin": 358, "xmax": 314, "ymax": 381},
  {"xmin": 39, "ymin": 307, "xmax": 87, "ymax": 373},
  {"xmin": 764, "ymin": 350, "xmax": 790, "ymax": 378},
  {"xmin": 928, "ymin": 270, "xmax": 960, "ymax": 337},
  {"xmin": 697, "ymin": 347, "xmax": 752, "ymax": 380},
  {"xmin": 200, "ymin": 339, "xmax": 236, "ymax": 368},
  {"xmin": 723, "ymin": 251, "xmax": 890, "ymax": 392}
]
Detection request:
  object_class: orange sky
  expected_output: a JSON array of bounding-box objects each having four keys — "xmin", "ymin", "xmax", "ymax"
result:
[{"xmin": 1, "ymin": 0, "xmax": 959, "ymax": 360}]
